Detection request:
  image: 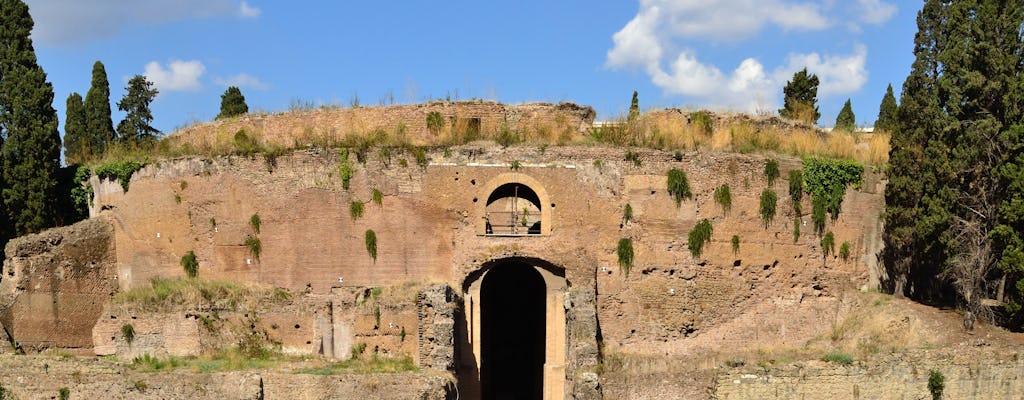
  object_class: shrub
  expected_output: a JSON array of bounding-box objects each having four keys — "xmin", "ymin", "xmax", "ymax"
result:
[
  {"xmin": 249, "ymin": 213, "xmax": 261, "ymax": 234},
  {"xmin": 764, "ymin": 159, "xmax": 780, "ymax": 186},
  {"xmin": 731, "ymin": 235, "xmax": 740, "ymax": 255},
  {"xmin": 802, "ymin": 157, "xmax": 863, "ymax": 221},
  {"xmin": 617, "ymin": 238, "xmax": 634, "ymax": 276},
  {"xmin": 759, "ymin": 189, "xmax": 777, "ymax": 228},
  {"xmin": 244, "ymin": 236, "xmax": 262, "ymax": 261},
  {"xmin": 174, "ymin": 194, "xmax": 181, "ymax": 204},
  {"xmin": 350, "ymin": 200, "xmax": 365, "ymax": 220},
  {"xmin": 622, "ymin": 204, "xmax": 633, "ymax": 224},
  {"xmin": 59, "ymin": 387, "xmax": 70, "ymax": 400},
  {"xmin": 666, "ymin": 168, "xmax": 693, "ymax": 207},
  {"xmin": 839, "ymin": 241, "xmax": 851, "ymax": 261},
  {"xmin": 181, "ymin": 250, "xmax": 198, "ymax": 278},
  {"xmin": 426, "ymin": 111, "xmax": 444, "ymax": 135},
  {"xmin": 122, "ymin": 323, "xmax": 135, "ymax": 345},
  {"xmin": 624, "ymin": 150, "xmax": 641, "ymax": 166},
  {"xmin": 822, "ymin": 231, "xmax": 835, "ymax": 257},
  {"xmin": 928, "ymin": 370, "xmax": 945, "ymax": 400},
  {"xmin": 689, "ymin": 111, "xmax": 713, "ymax": 135},
  {"xmin": 411, "ymin": 147, "xmax": 427, "ymax": 168},
  {"xmin": 210, "ymin": 217, "xmax": 217, "ymax": 230},
  {"xmin": 793, "ymin": 217, "xmax": 801, "ymax": 243},
  {"xmin": 714, "ymin": 184, "xmax": 732, "ymax": 212},
  {"xmin": 821, "ymin": 351, "xmax": 853, "ymax": 365},
  {"xmin": 789, "ymin": 170, "xmax": 804, "ymax": 202},
  {"xmin": 510, "ymin": 160, "xmax": 522, "ymax": 171},
  {"xmin": 688, "ymin": 219, "xmax": 713, "ymax": 258},
  {"xmin": 812, "ymin": 195, "xmax": 827, "ymax": 236},
  {"xmin": 673, "ymin": 150, "xmax": 683, "ymax": 161},
  {"xmin": 365, "ymin": 230, "xmax": 377, "ymax": 263},
  {"xmin": 371, "ymin": 189, "xmax": 383, "ymax": 206},
  {"xmin": 496, "ymin": 124, "xmax": 521, "ymax": 147},
  {"xmin": 338, "ymin": 149, "xmax": 354, "ymax": 189},
  {"xmin": 95, "ymin": 160, "xmax": 143, "ymax": 191}
]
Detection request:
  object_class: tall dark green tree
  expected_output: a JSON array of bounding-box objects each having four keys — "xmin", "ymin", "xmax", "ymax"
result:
[
  {"xmin": 835, "ymin": 99, "xmax": 855, "ymax": 132},
  {"xmin": 628, "ymin": 90, "xmax": 639, "ymax": 122},
  {"xmin": 779, "ymin": 68, "xmax": 820, "ymax": 124},
  {"xmin": 116, "ymin": 75, "xmax": 159, "ymax": 143},
  {"xmin": 0, "ymin": 0, "xmax": 63, "ymax": 237},
  {"xmin": 875, "ymin": 83, "xmax": 899, "ymax": 132},
  {"xmin": 884, "ymin": 0, "xmax": 1024, "ymax": 328},
  {"xmin": 83, "ymin": 61, "xmax": 115, "ymax": 155},
  {"xmin": 217, "ymin": 86, "xmax": 248, "ymax": 119},
  {"xmin": 63, "ymin": 92, "xmax": 86, "ymax": 163}
]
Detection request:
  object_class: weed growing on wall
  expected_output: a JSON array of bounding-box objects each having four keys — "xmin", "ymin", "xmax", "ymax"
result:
[
  {"xmin": 95, "ymin": 160, "xmax": 143, "ymax": 191},
  {"xmin": 624, "ymin": 150, "xmax": 641, "ymax": 166},
  {"xmin": 840, "ymin": 241, "xmax": 851, "ymax": 261},
  {"xmin": 731, "ymin": 235, "xmax": 740, "ymax": 255},
  {"xmin": 371, "ymin": 189, "xmax": 383, "ymax": 206},
  {"xmin": 928, "ymin": 370, "xmax": 944, "ymax": 400},
  {"xmin": 59, "ymin": 387, "xmax": 70, "ymax": 400},
  {"xmin": 689, "ymin": 111, "xmax": 713, "ymax": 135},
  {"xmin": 764, "ymin": 159, "xmax": 780, "ymax": 186},
  {"xmin": 793, "ymin": 218, "xmax": 801, "ymax": 243},
  {"xmin": 426, "ymin": 111, "xmax": 444, "ymax": 136},
  {"xmin": 812, "ymin": 195, "xmax": 827, "ymax": 236},
  {"xmin": 338, "ymin": 149, "xmax": 354, "ymax": 189},
  {"xmin": 622, "ymin": 204, "xmax": 633, "ymax": 224},
  {"xmin": 617, "ymin": 238, "xmax": 634, "ymax": 276},
  {"xmin": 244, "ymin": 236, "xmax": 262, "ymax": 261},
  {"xmin": 666, "ymin": 168, "xmax": 693, "ymax": 207},
  {"xmin": 821, "ymin": 351, "xmax": 853, "ymax": 365},
  {"xmin": 350, "ymin": 201, "xmax": 365, "ymax": 220},
  {"xmin": 688, "ymin": 219, "xmax": 713, "ymax": 257},
  {"xmin": 365, "ymin": 230, "xmax": 377, "ymax": 263},
  {"xmin": 249, "ymin": 213, "xmax": 261, "ymax": 234},
  {"xmin": 411, "ymin": 147, "xmax": 427, "ymax": 169},
  {"xmin": 822, "ymin": 231, "xmax": 836, "ymax": 257},
  {"xmin": 714, "ymin": 184, "xmax": 732, "ymax": 212},
  {"xmin": 122, "ymin": 323, "xmax": 136, "ymax": 346},
  {"xmin": 802, "ymin": 157, "xmax": 863, "ymax": 221},
  {"xmin": 181, "ymin": 250, "xmax": 198, "ymax": 278},
  {"xmin": 760, "ymin": 189, "xmax": 778, "ymax": 228}
]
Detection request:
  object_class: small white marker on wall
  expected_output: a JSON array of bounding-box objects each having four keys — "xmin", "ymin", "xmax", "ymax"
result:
[
  {"xmin": 156, "ymin": 232, "xmax": 161, "ymax": 238},
  {"xmin": 246, "ymin": 258, "xmax": 252, "ymax": 265},
  {"xmin": 338, "ymin": 277, "xmax": 344, "ymax": 284},
  {"xmin": 669, "ymin": 288, "xmax": 676, "ymax": 295}
]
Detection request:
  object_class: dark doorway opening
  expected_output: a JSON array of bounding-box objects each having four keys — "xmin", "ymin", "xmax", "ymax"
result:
[{"xmin": 481, "ymin": 262, "xmax": 546, "ymax": 400}]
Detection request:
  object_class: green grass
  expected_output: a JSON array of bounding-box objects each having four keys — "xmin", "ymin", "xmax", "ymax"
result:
[
  {"xmin": 295, "ymin": 355, "xmax": 418, "ymax": 375},
  {"xmin": 617, "ymin": 238, "xmax": 634, "ymax": 276},
  {"xmin": 129, "ymin": 347, "xmax": 291, "ymax": 373},
  {"xmin": 114, "ymin": 277, "xmax": 288, "ymax": 311},
  {"xmin": 821, "ymin": 351, "xmax": 854, "ymax": 365}
]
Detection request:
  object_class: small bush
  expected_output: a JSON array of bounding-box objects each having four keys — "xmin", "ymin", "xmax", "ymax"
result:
[
  {"xmin": 839, "ymin": 241, "xmax": 851, "ymax": 261},
  {"xmin": 496, "ymin": 125, "xmax": 521, "ymax": 147},
  {"xmin": 365, "ymin": 230, "xmax": 377, "ymax": 263},
  {"xmin": 622, "ymin": 204, "xmax": 633, "ymax": 224},
  {"xmin": 714, "ymin": 184, "xmax": 732, "ymax": 212},
  {"xmin": 690, "ymin": 111, "xmax": 713, "ymax": 135},
  {"xmin": 789, "ymin": 170, "xmax": 804, "ymax": 202},
  {"xmin": 673, "ymin": 150, "xmax": 683, "ymax": 161},
  {"xmin": 822, "ymin": 231, "xmax": 836, "ymax": 257},
  {"xmin": 59, "ymin": 387, "xmax": 70, "ymax": 400},
  {"xmin": 210, "ymin": 217, "xmax": 217, "ymax": 229},
  {"xmin": 426, "ymin": 111, "xmax": 444, "ymax": 135},
  {"xmin": 174, "ymin": 194, "xmax": 181, "ymax": 204},
  {"xmin": 122, "ymin": 323, "xmax": 135, "ymax": 345},
  {"xmin": 617, "ymin": 238, "xmax": 634, "ymax": 276},
  {"xmin": 411, "ymin": 147, "xmax": 427, "ymax": 168},
  {"xmin": 371, "ymin": 189, "xmax": 383, "ymax": 206},
  {"xmin": 181, "ymin": 250, "xmax": 198, "ymax": 278},
  {"xmin": 625, "ymin": 150, "xmax": 641, "ymax": 166},
  {"xmin": 351, "ymin": 342, "xmax": 367, "ymax": 360},
  {"xmin": 688, "ymin": 219, "xmax": 713, "ymax": 257},
  {"xmin": 249, "ymin": 213, "xmax": 261, "ymax": 234},
  {"xmin": 821, "ymin": 351, "xmax": 853, "ymax": 365},
  {"xmin": 793, "ymin": 217, "xmax": 801, "ymax": 243},
  {"xmin": 764, "ymin": 159, "xmax": 780, "ymax": 186},
  {"xmin": 593, "ymin": 159, "xmax": 603, "ymax": 169},
  {"xmin": 95, "ymin": 160, "xmax": 143, "ymax": 191},
  {"xmin": 350, "ymin": 200, "xmax": 365, "ymax": 220},
  {"xmin": 510, "ymin": 160, "xmax": 522, "ymax": 171},
  {"xmin": 812, "ymin": 195, "xmax": 827, "ymax": 236},
  {"xmin": 666, "ymin": 168, "xmax": 693, "ymax": 207},
  {"xmin": 244, "ymin": 236, "xmax": 262, "ymax": 261},
  {"xmin": 731, "ymin": 235, "xmax": 740, "ymax": 255},
  {"xmin": 928, "ymin": 370, "xmax": 945, "ymax": 400},
  {"xmin": 338, "ymin": 149, "xmax": 354, "ymax": 189},
  {"xmin": 760, "ymin": 189, "xmax": 777, "ymax": 228}
]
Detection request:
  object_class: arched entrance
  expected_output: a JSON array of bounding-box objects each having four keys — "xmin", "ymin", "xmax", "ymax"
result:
[
  {"xmin": 481, "ymin": 263, "xmax": 546, "ymax": 399},
  {"xmin": 457, "ymin": 257, "xmax": 567, "ymax": 400}
]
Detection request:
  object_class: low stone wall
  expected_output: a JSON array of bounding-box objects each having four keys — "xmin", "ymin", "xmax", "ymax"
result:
[{"xmin": 0, "ymin": 218, "xmax": 116, "ymax": 352}]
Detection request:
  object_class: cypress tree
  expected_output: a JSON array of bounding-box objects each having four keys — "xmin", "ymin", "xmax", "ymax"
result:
[
  {"xmin": 83, "ymin": 61, "xmax": 115, "ymax": 155},
  {"xmin": 779, "ymin": 68, "xmax": 820, "ymax": 124},
  {"xmin": 835, "ymin": 99, "xmax": 855, "ymax": 132},
  {"xmin": 217, "ymin": 86, "xmax": 248, "ymax": 119},
  {"xmin": 63, "ymin": 92, "xmax": 86, "ymax": 163},
  {"xmin": 875, "ymin": 83, "xmax": 899, "ymax": 132},
  {"xmin": 0, "ymin": 0, "xmax": 63, "ymax": 236},
  {"xmin": 116, "ymin": 75, "xmax": 159, "ymax": 143},
  {"xmin": 628, "ymin": 90, "xmax": 639, "ymax": 121}
]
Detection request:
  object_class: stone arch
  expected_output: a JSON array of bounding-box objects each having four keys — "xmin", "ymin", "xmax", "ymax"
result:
[
  {"xmin": 477, "ymin": 173, "xmax": 552, "ymax": 236},
  {"xmin": 457, "ymin": 257, "xmax": 567, "ymax": 400}
]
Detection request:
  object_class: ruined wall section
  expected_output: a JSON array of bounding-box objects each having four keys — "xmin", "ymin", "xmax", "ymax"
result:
[
  {"xmin": 0, "ymin": 219, "xmax": 116, "ymax": 351},
  {"xmin": 170, "ymin": 101, "xmax": 596, "ymax": 150}
]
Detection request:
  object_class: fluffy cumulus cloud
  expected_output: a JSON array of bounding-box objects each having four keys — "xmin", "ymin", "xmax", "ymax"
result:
[
  {"xmin": 607, "ymin": 0, "xmax": 892, "ymax": 112},
  {"xmin": 144, "ymin": 60, "xmax": 206, "ymax": 92},
  {"xmin": 26, "ymin": 0, "xmax": 261, "ymax": 45},
  {"xmin": 214, "ymin": 73, "xmax": 270, "ymax": 91}
]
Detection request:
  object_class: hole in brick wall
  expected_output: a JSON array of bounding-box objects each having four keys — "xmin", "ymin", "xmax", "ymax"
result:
[
  {"xmin": 473, "ymin": 197, "xmax": 478, "ymax": 203},
  {"xmin": 306, "ymin": 341, "xmax": 311, "ymax": 345},
  {"xmin": 130, "ymin": 316, "xmax": 136, "ymax": 320},
  {"xmin": 551, "ymin": 203, "xmax": 555, "ymax": 208},
  {"xmin": 455, "ymin": 177, "xmax": 459, "ymax": 181},
  {"xmin": 294, "ymin": 324, "xmax": 301, "ymax": 329},
  {"xmin": 110, "ymin": 316, "xmax": 116, "ymax": 319},
  {"xmin": 471, "ymin": 179, "xmax": 476, "ymax": 185},
  {"xmin": 733, "ymin": 260, "xmax": 742, "ymax": 267}
]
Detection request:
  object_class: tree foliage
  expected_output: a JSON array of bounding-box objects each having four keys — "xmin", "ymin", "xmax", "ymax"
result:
[
  {"xmin": 63, "ymin": 92, "xmax": 87, "ymax": 163},
  {"xmin": 875, "ymin": 83, "xmax": 899, "ymax": 132},
  {"xmin": 687, "ymin": 219, "xmax": 713, "ymax": 258},
  {"xmin": 84, "ymin": 61, "xmax": 115, "ymax": 154},
  {"xmin": 882, "ymin": 0, "xmax": 1024, "ymax": 328},
  {"xmin": 779, "ymin": 68, "xmax": 820, "ymax": 124},
  {"xmin": 217, "ymin": 86, "xmax": 248, "ymax": 119},
  {"xmin": 835, "ymin": 99, "xmax": 855, "ymax": 132},
  {"xmin": 628, "ymin": 90, "xmax": 639, "ymax": 122},
  {"xmin": 617, "ymin": 238, "xmax": 634, "ymax": 276},
  {"xmin": 0, "ymin": 0, "xmax": 63, "ymax": 237},
  {"xmin": 116, "ymin": 74, "xmax": 159, "ymax": 143}
]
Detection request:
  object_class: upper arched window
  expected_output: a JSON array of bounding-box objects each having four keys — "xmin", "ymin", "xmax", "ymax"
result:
[{"xmin": 478, "ymin": 174, "xmax": 551, "ymax": 236}]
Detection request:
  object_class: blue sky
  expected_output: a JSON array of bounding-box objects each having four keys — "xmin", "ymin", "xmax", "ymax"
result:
[{"xmin": 27, "ymin": 0, "xmax": 916, "ymax": 136}]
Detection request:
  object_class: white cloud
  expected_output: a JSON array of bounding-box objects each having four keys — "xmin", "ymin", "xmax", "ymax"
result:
[
  {"xmin": 26, "ymin": 0, "xmax": 260, "ymax": 45},
  {"xmin": 214, "ymin": 73, "xmax": 270, "ymax": 90},
  {"xmin": 144, "ymin": 60, "xmax": 206, "ymax": 92},
  {"xmin": 239, "ymin": 1, "xmax": 262, "ymax": 18},
  {"xmin": 855, "ymin": 0, "xmax": 897, "ymax": 25},
  {"xmin": 607, "ymin": 0, "xmax": 883, "ymax": 112}
]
